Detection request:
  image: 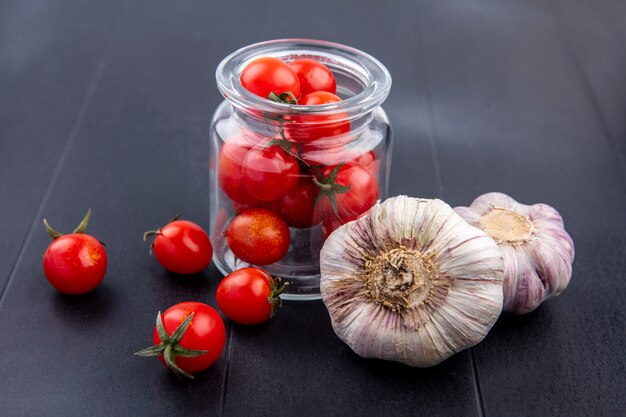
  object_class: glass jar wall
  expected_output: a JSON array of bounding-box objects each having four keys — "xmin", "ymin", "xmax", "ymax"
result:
[{"xmin": 210, "ymin": 39, "xmax": 392, "ymax": 299}]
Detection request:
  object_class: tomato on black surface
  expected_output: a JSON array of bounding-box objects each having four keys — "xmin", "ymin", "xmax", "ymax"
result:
[
  {"xmin": 216, "ymin": 267, "xmax": 287, "ymax": 325},
  {"xmin": 144, "ymin": 217, "xmax": 213, "ymax": 275},
  {"xmin": 42, "ymin": 210, "xmax": 107, "ymax": 295},
  {"xmin": 135, "ymin": 302, "xmax": 226, "ymax": 379}
]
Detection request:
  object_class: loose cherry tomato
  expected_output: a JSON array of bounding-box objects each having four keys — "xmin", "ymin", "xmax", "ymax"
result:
[
  {"xmin": 218, "ymin": 135, "xmax": 263, "ymax": 206},
  {"xmin": 289, "ymin": 58, "xmax": 336, "ymax": 96},
  {"xmin": 227, "ymin": 208, "xmax": 290, "ymax": 265},
  {"xmin": 216, "ymin": 267, "xmax": 287, "ymax": 325},
  {"xmin": 314, "ymin": 162, "xmax": 379, "ymax": 223},
  {"xmin": 135, "ymin": 302, "xmax": 226, "ymax": 379},
  {"xmin": 240, "ymin": 57, "xmax": 300, "ymax": 100},
  {"xmin": 42, "ymin": 209, "xmax": 107, "ymax": 295},
  {"xmin": 272, "ymin": 176, "xmax": 320, "ymax": 228},
  {"xmin": 242, "ymin": 144, "xmax": 299, "ymax": 202},
  {"xmin": 288, "ymin": 91, "xmax": 350, "ymax": 142},
  {"xmin": 144, "ymin": 216, "xmax": 213, "ymax": 274}
]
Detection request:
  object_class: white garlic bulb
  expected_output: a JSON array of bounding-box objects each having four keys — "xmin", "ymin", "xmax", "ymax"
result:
[
  {"xmin": 320, "ymin": 196, "xmax": 504, "ymax": 367},
  {"xmin": 454, "ymin": 192, "xmax": 574, "ymax": 315}
]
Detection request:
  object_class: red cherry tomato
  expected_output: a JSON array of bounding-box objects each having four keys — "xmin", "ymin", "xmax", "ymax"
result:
[
  {"xmin": 289, "ymin": 58, "xmax": 336, "ymax": 96},
  {"xmin": 42, "ymin": 210, "xmax": 107, "ymax": 295},
  {"xmin": 272, "ymin": 176, "xmax": 320, "ymax": 228},
  {"xmin": 144, "ymin": 218, "xmax": 213, "ymax": 274},
  {"xmin": 227, "ymin": 208, "xmax": 290, "ymax": 265},
  {"xmin": 314, "ymin": 162, "xmax": 379, "ymax": 223},
  {"xmin": 299, "ymin": 91, "xmax": 343, "ymax": 106},
  {"xmin": 218, "ymin": 135, "xmax": 263, "ymax": 206},
  {"xmin": 135, "ymin": 302, "xmax": 226, "ymax": 379},
  {"xmin": 216, "ymin": 267, "xmax": 287, "ymax": 325},
  {"xmin": 242, "ymin": 144, "xmax": 299, "ymax": 202},
  {"xmin": 240, "ymin": 57, "xmax": 300, "ymax": 100},
  {"xmin": 288, "ymin": 91, "xmax": 350, "ymax": 142}
]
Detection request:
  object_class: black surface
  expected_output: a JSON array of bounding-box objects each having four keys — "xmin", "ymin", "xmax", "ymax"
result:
[{"xmin": 0, "ymin": 0, "xmax": 624, "ymax": 416}]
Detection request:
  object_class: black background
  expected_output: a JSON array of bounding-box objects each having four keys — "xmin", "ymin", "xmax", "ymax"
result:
[{"xmin": 1, "ymin": 0, "xmax": 624, "ymax": 416}]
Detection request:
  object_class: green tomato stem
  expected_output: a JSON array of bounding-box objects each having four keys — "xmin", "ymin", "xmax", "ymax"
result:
[
  {"xmin": 73, "ymin": 209, "xmax": 92, "ymax": 234},
  {"xmin": 134, "ymin": 311, "xmax": 208, "ymax": 380},
  {"xmin": 43, "ymin": 218, "xmax": 63, "ymax": 240}
]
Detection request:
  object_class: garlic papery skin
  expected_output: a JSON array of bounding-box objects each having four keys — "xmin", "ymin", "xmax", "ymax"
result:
[
  {"xmin": 454, "ymin": 192, "xmax": 575, "ymax": 315},
  {"xmin": 320, "ymin": 196, "xmax": 504, "ymax": 367}
]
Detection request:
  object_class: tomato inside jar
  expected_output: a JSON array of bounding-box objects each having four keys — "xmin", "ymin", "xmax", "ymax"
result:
[{"xmin": 211, "ymin": 39, "xmax": 392, "ymax": 299}]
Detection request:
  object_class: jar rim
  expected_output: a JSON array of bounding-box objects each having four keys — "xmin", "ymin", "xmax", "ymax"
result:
[{"xmin": 215, "ymin": 39, "xmax": 392, "ymax": 117}]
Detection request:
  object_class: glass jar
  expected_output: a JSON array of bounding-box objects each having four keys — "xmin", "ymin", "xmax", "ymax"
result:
[{"xmin": 210, "ymin": 39, "xmax": 392, "ymax": 300}]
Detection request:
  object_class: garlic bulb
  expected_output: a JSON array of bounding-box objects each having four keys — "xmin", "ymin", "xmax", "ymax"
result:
[
  {"xmin": 454, "ymin": 192, "xmax": 574, "ymax": 315},
  {"xmin": 320, "ymin": 196, "xmax": 504, "ymax": 367}
]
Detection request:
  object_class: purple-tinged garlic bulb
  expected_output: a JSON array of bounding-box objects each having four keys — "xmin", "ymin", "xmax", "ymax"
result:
[
  {"xmin": 320, "ymin": 196, "xmax": 504, "ymax": 367},
  {"xmin": 454, "ymin": 192, "xmax": 574, "ymax": 315}
]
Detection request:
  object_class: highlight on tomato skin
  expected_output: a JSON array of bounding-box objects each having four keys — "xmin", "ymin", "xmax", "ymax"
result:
[
  {"xmin": 216, "ymin": 267, "xmax": 288, "ymax": 325},
  {"xmin": 42, "ymin": 209, "xmax": 107, "ymax": 295}
]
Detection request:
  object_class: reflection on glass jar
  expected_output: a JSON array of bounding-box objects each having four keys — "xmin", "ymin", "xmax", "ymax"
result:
[{"xmin": 210, "ymin": 39, "xmax": 392, "ymax": 300}]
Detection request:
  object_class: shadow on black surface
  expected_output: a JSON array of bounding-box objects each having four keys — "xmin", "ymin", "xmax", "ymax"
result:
[
  {"xmin": 229, "ymin": 318, "xmax": 272, "ymax": 334},
  {"xmin": 132, "ymin": 357, "xmax": 226, "ymax": 414},
  {"xmin": 51, "ymin": 285, "xmax": 116, "ymax": 325},
  {"xmin": 490, "ymin": 303, "xmax": 554, "ymax": 340},
  {"xmin": 280, "ymin": 297, "xmax": 471, "ymax": 380},
  {"xmin": 161, "ymin": 363, "xmax": 222, "ymax": 387},
  {"xmin": 159, "ymin": 268, "xmax": 213, "ymax": 289},
  {"xmin": 145, "ymin": 262, "xmax": 218, "ymax": 304},
  {"xmin": 345, "ymin": 339, "xmax": 471, "ymax": 378}
]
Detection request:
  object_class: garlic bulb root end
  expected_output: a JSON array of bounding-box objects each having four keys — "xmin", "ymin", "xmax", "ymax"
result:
[
  {"xmin": 321, "ymin": 196, "xmax": 504, "ymax": 367},
  {"xmin": 455, "ymin": 192, "xmax": 574, "ymax": 315}
]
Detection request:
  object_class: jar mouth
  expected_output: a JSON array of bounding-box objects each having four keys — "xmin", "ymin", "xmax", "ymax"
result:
[{"xmin": 216, "ymin": 39, "xmax": 392, "ymax": 117}]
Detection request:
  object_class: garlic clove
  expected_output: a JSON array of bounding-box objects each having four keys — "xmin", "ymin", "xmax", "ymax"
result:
[
  {"xmin": 455, "ymin": 192, "xmax": 575, "ymax": 314},
  {"xmin": 320, "ymin": 196, "xmax": 504, "ymax": 367}
]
